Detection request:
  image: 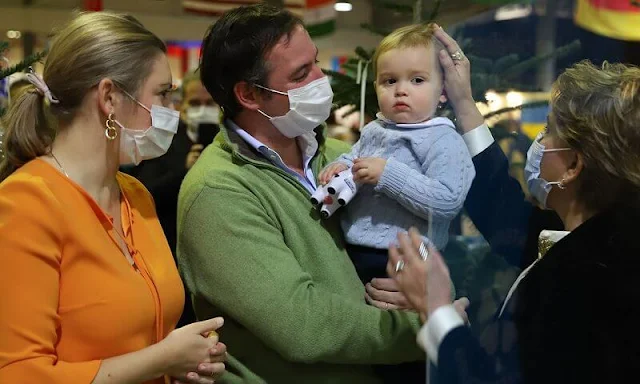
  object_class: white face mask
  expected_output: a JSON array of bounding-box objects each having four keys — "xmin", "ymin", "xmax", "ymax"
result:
[
  {"xmin": 185, "ymin": 105, "xmax": 220, "ymax": 128},
  {"xmin": 255, "ymin": 76, "xmax": 333, "ymax": 138},
  {"xmin": 524, "ymin": 132, "xmax": 571, "ymax": 209},
  {"xmin": 114, "ymin": 99, "xmax": 180, "ymax": 166}
]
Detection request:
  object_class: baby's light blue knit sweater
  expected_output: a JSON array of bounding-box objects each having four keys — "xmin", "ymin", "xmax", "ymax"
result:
[{"xmin": 332, "ymin": 116, "xmax": 475, "ymax": 250}]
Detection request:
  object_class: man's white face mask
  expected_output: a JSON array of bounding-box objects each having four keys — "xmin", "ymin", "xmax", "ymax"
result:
[{"xmin": 255, "ymin": 76, "xmax": 334, "ymax": 138}]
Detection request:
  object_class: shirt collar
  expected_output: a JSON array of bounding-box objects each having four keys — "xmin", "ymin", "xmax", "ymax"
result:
[
  {"xmin": 376, "ymin": 112, "xmax": 455, "ymax": 130},
  {"xmin": 226, "ymin": 119, "xmax": 318, "ymax": 161}
]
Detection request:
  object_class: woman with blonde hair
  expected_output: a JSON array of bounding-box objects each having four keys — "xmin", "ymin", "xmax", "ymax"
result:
[
  {"xmin": 0, "ymin": 12, "xmax": 226, "ymax": 384},
  {"xmin": 390, "ymin": 29, "xmax": 640, "ymax": 384}
]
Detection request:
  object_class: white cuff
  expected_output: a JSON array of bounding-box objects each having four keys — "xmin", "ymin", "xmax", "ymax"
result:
[
  {"xmin": 462, "ymin": 124, "xmax": 494, "ymax": 157},
  {"xmin": 417, "ymin": 305, "xmax": 465, "ymax": 366}
]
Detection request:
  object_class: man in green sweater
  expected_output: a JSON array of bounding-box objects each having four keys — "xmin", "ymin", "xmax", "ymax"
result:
[{"xmin": 176, "ymin": 4, "xmax": 425, "ymax": 383}]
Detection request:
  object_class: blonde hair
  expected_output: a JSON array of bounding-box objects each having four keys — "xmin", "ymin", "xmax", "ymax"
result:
[
  {"xmin": 181, "ymin": 70, "xmax": 202, "ymax": 99},
  {"xmin": 372, "ymin": 23, "xmax": 444, "ymax": 76},
  {"xmin": 0, "ymin": 12, "xmax": 166, "ymax": 181},
  {"xmin": 551, "ymin": 60, "xmax": 640, "ymax": 211}
]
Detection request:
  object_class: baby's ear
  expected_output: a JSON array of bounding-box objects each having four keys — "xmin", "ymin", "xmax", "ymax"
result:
[{"xmin": 439, "ymin": 90, "xmax": 448, "ymax": 104}]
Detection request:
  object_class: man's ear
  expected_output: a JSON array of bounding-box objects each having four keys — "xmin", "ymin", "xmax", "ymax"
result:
[{"xmin": 234, "ymin": 81, "xmax": 262, "ymax": 111}]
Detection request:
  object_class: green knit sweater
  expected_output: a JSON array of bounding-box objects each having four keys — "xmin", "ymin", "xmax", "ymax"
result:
[{"xmin": 177, "ymin": 124, "xmax": 424, "ymax": 383}]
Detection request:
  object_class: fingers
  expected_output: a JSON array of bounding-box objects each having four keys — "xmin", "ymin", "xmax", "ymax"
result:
[
  {"xmin": 408, "ymin": 227, "xmax": 424, "ymax": 252},
  {"xmin": 183, "ymin": 371, "xmax": 215, "ymax": 384},
  {"xmin": 352, "ymin": 168, "xmax": 369, "ymax": 182},
  {"xmin": 351, "ymin": 161, "xmax": 365, "ymax": 173},
  {"xmin": 387, "ymin": 245, "xmax": 403, "ymax": 277},
  {"xmin": 320, "ymin": 164, "xmax": 347, "ymax": 184},
  {"xmin": 191, "ymin": 144, "xmax": 205, "ymax": 152},
  {"xmin": 209, "ymin": 342, "xmax": 227, "ymax": 361},
  {"xmin": 433, "ymin": 26, "xmax": 461, "ymax": 54},
  {"xmin": 438, "ymin": 49, "xmax": 457, "ymax": 74},
  {"xmin": 196, "ymin": 362, "xmax": 226, "ymax": 379},
  {"xmin": 369, "ymin": 277, "xmax": 399, "ymax": 291},
  {"xmin": 189, "ymin": 317, "xmax": 224, "ymax": 335},
  {"xmin": 427, "ymin": 243, "xmax": 446, "ymax": 269},
  {"xmin": 455, "ymin": 297, "xmax": 470, "ymax": 309},
  {"xmin": 365, "ymin": 292, "xmax": 400, "ymax": 310},
  {"xmin": 453, "ymin": 297, "xmax": 471, "ymax": 324},
  {"xmin": 366, "ymin": 283, "xmax": 409, "ymax": 308},
  {"xmin": 397, "ymin": 232, "xmax": 420, "ymax": 265}
]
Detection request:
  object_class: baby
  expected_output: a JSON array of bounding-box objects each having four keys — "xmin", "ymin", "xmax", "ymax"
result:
[{"xmin": 319, "ymin": 23, "xmax": 475, "ymax": 285}]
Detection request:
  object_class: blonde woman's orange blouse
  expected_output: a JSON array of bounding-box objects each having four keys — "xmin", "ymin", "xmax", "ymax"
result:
[{"xmin": 0, "ymin": 159, "xmax": 184, "ymax": 384}]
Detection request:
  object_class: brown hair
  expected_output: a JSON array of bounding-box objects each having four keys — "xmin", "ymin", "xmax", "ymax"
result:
[
  {"xmin": 372, "ymin": 23, "xmax": 444, "ymax": 77},
  {"xmin": 551, "ymin": 60, "xmax": 640, "ymax": 211},
  {"xmin": 0, "ymin": 11, "xmax": 166, "ymax": 181}
]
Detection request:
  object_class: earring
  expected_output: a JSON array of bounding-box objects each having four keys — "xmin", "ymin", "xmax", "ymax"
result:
[
  {"xmin": 105, "ymin": 113, "xmax": 118, "ymax": 140},
  {"xmin": 558, "ymin": 177, "xmax": 567, "ymax": 190}
]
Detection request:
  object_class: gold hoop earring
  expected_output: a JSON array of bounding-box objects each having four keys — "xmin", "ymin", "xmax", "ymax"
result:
[{"xmin": 105, "ymin": 113, "xmax": 118, "ymax": 140}]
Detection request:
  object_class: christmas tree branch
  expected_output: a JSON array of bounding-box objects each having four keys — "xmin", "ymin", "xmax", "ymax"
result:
[
  {"xmin": 501, "ymin": 40, "xmax": 580, "ymax": 79},
  {"xmin": 482, "ymin": 100, "xmax": 549, "ymax": 120},
  {"xmin": 425, "ymin": 0, "xmax": 443, "ymax": 23},
  {"xmin": 0, "ymin": 50, "xmax": 48, "ymax": 80}
]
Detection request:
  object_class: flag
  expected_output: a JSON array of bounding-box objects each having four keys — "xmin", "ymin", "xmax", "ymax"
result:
[
  {"xmin": 83, "ymin": 0, "xmax": 103, "ymax": 11},
  {"xmin": 182, "ymin": 0, "xmax": 336, "ymax": 37},
  {"xmin": 521, "ymin": 103, "xmax": 549, "ymax": 140},
  {"xmin": 574, "ymin": 0, "xmax": 640, "ymax": 41}
]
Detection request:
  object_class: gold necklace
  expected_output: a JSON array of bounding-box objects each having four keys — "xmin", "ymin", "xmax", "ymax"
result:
[{"xmin": 49, "ymin": 152, "xmax": 69, "ymax": 177}]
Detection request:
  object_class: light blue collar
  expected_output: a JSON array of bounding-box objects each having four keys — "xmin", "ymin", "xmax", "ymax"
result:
[{"xmin": 376, "ymin": 112, "xmax": 455, "ymax": 130}]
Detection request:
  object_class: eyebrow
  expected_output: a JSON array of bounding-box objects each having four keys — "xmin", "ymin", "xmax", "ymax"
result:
[
  {"xmin": 377, "ymin": 70, "xmax": 430, "ymax": 78},
  {"xmin": 159, "ymin": 81, "xmax": 173, "ymax": 90},
  {"xmin": 291, "ymin": 47, "xmax": 319, "ymax": 78}
]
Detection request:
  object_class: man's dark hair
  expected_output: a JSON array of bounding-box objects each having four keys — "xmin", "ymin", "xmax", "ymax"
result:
[{"xmin": 199, "ymin": 4, "xmax": 303, "ymax": 119}]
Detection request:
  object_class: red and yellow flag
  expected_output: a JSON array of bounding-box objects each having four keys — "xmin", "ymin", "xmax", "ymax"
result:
[{"xmin": 575, "ymin": 0, "xmax": 640, "ymax": 41}]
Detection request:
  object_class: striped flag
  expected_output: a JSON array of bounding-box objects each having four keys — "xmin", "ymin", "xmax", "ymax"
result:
[
  {"xmin": 574, "ymin": 0, "xmax": 640, "ymax": 41},
  {"xmin": 182, "ymin": 0, "xmax": 336, "ymax": 37}
]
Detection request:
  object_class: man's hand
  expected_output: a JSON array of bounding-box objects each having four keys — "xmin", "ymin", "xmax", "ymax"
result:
[
  {"xmin": 186, "ymin": 144, "xmax": 204, "ymax": 169},
  {"xmin": 352, "ymin": 157, "xmax": 386, "ymax": 185}
]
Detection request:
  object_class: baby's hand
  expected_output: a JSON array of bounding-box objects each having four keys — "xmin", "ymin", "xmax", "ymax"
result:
[
  {"xmin": 353, "ymin": 157, "xmax": 387, "ymax": 185},
  {"xmin": 319, "ymin": 163, "xmax": 349, "ymax": 185}
]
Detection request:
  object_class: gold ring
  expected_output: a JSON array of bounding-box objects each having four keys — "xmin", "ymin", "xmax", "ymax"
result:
[{"xmin": 451, "ymin": 50, "xmax": 464, "ymax": 61}]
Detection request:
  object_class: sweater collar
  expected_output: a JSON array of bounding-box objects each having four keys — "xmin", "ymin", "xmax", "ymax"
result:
[
  {"xmin": 218, "ymin": 119, "xmax": 328, "ymax": 165},
  {"xmin": 376, "ymin": 112, "xmax": 455, "ymax": 130}
]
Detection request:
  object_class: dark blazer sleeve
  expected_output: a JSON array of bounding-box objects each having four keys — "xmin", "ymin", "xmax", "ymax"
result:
[
  {"xmin": 134, "ymin": 153, "xmax": 187, "ymax": 211},
  {"xmin": 519, "ymin": 258, "xmax": 640, "ymax": 384},
  {"xmin": 464, "ymin": 142, "xmax": 562, "ymax": 269}
]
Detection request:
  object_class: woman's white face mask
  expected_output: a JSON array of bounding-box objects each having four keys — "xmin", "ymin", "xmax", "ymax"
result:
[{"xmin": 114, "ymin": 89, "xmax": 180, "ymax": 166}]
